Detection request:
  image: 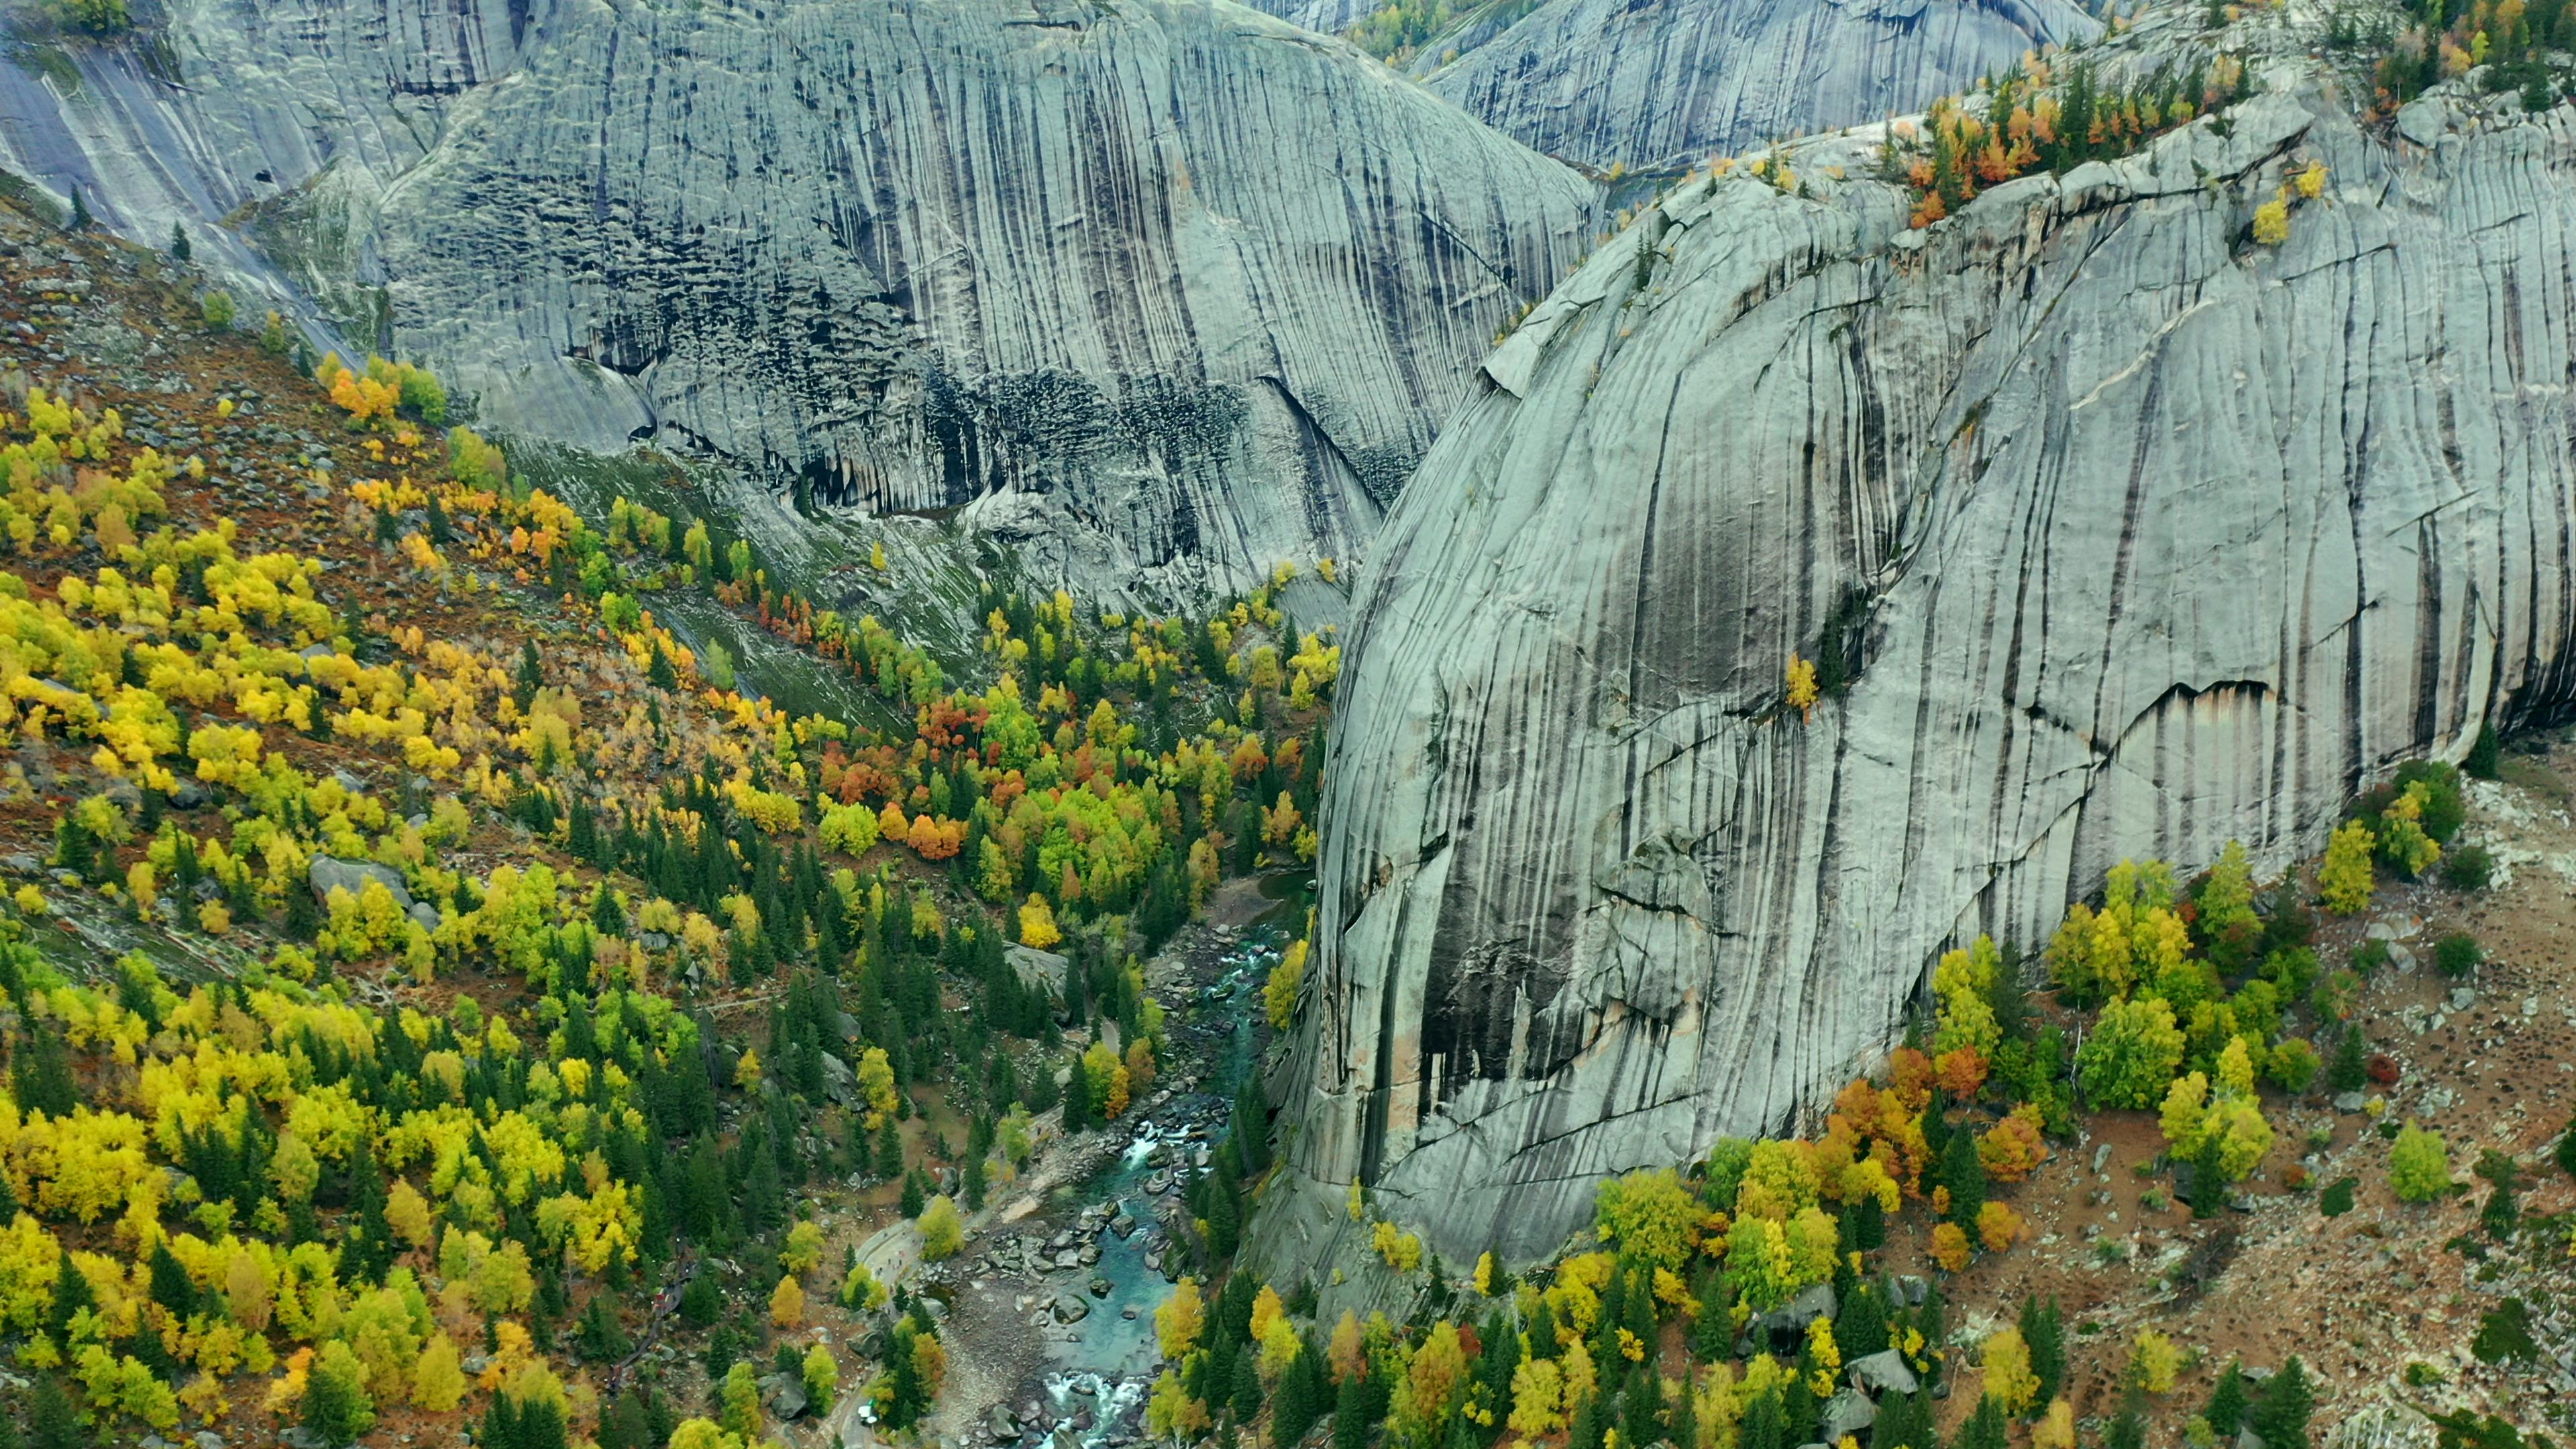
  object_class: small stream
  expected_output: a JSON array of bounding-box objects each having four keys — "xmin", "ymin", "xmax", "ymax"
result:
[{"xmin": 1012, "ymin": 881, "xmax": 1299, "ymax": 1448}]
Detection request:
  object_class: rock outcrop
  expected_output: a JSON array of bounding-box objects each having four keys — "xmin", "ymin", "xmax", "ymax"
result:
[
  {"xmin": 1267, "ymin": 10, "xmax": 2576, "ymax": 1271},
  {"xmin": 1414, "ymin": 0, "xmax": 2094, "ymax": 170},
  {"xmin": 0, "ymin": 0, "xmax": 1595, "ymax": 602},
  {"xmin": 1236, "ymin": 0, "xmax": 2093, "ymax": 171}
]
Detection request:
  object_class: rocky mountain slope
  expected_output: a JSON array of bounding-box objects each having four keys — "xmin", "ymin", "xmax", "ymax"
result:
[
  {"xmin": 0, "ymin": 0, "xmax": 1595, "ymax": 602},
  {"xmin": 1242, "ymin": 0, "xmax": 2096, "ymax": 171},
  {"xmin": 1265, "ymin": 1, "xmax": 2576, "ymax": 1270}
]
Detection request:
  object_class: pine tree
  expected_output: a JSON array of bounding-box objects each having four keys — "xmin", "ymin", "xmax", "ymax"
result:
[
  {"xmin": 875, "ymin": 1116, "xmax": 904, "ymax": 1180},
  {"xmin": 303, "ymin": 1342, "xmax": 378, "ymax": 1447},
  {"xmin": 2187, "ymin": 1132, "xmax": 2229, "ymax": 1218},
  {"xmin": 67, "ymin": 187, "xmax": 88, "ymax": 231},
  {"xmin": 680, "ymin": 1273, "xmax": 721, "ymax": 1328},
  {"xmin": 12, "ymin": 1022, "xmax": 76, "ymax": 1118},
  {"xmin": 169, "ymin": 221, "xmax": 191, "ymax": 262},
  {"xmin": 2104, "ymin": 1389, "xmax": 2148, "ymax": 1449},
  {"xmin": 1621, "ymin": 1366, "xmax": 1664, "ymax": 1449},
  {"xmin": 900, "ymin": 1167, "xmax": 926, "ymax": 1218},
  {"xmin": 2019, "ymin": 1295, "xmax": 2064, "ymax": 1405},
  {"xmin": 29, "ymin": 1376, "xmax": 80, "ymax": 1449},
  {"xmin": 2253, "ymin": 1356, "xmax": 2314, "ymax": 1449},
  {"xmin": 1836, "ymin": 1280, "xmax": 1890, "ymax": 1358},
  {"xmin": 2328, "ymin": 1026, "xmax": 2369, "ymax": 1092},
  {"xmin": 1941, "ymin": 1127, "xmax": 1986, "ymax": 1224},
  {"xmin": 517, "ymin": 1396, "xmax": 570, "ymax": 1449},
  {"xmin": 1231, "ymin": 1348, "xmax": 1263, "ymax": 1422},
  {"xmin": 1334, "ymin": 1372, "xmax": 1367, "ymax": 1449},
  {"xmin": 579, "ymin": 1294, "xmax": 631, "ymax": 1362},
  {"xmin": 2203, "ymin": 1360, "xmax": 2248, "ymax": 1436},
  {"xmin": 483, "ymin": 1393, "xmax": 521, "ymax": 1449},
  {"xmin": 1738, "ymin": 1388, "xmax": 1787, "ymax": 1449},
  {"xmin": 963, "ymin": 1152, "xmax": 987, "ymax": 1211},
  {"xmin": 1567, "ymin": 1389, "xmax": 1605, "ymax": 1449},
  {"xmin": 1957, "ymin": 1397, "xmax": 2006, "ymax": 1449},
  {"xmin": 148, "ymin": 1241, "xmax": 197, "ymax": 1318},
  {"xmin": 47, "ymin": 1248, "xmax": 93, "ymax": 1338},
  {"xmin": 1274, "ymin": 1346, "xmax": 1322, "ymax": 1447}
]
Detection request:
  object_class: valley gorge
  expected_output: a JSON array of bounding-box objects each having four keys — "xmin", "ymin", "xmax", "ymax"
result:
[{"xmin": 0, "ymin": 0, "xmax": 2567, "ymax": 1444}]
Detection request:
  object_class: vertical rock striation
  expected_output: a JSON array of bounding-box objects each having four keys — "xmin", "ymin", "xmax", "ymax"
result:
[
  {"xmin": 1414, "ymin": 0, "xmax": 2095, "ymax": 170},
  {"xmin": 0, "ymin": 0, "xmax": 1596, "ymax": 601},
  {"xmin": 1234, "ymin": 0, "xmax": 2095, "ymax": 171},
  {"xmin": 1269, "ymin": 36, "xmax": 2576, "ymax": 1273}
]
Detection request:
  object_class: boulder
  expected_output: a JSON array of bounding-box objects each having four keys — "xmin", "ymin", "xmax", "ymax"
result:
[
  {"xmin": 757, "ymin": 1371, "xmax": 808, "ymax": 1419},
  {"xmin": 1819, "ymin": 1389, "xmax": 1877, "ymax": 1441},
  {"xmin": 822, "ymin": 1052, "xmax": 857, "ymax": 1106},
  {"xmin": 1051, "ymin": 1293, "xmax": 1091, "ymax": 1324},
  {"xmin": 308, "ymin": 855, "xmax": 414, "ymax": 910},
  {"xmin": 1007, "ymin": 944, "xmax": 1071, "ymax": 996},
  {"xmin": 1754, "ymin": 1283, "xmax": 1836, "ymax": 1346},
  {"xmin": 1846, "ymin": 1349, "xmax": 1918, "ymax": 1398}
]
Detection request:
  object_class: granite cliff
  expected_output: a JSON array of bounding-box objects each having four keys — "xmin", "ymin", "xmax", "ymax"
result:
[
  {"xmin": 0, "ymin": 0, "xmax": 1595, "ymax": 600},
  {"xmin": 1241, "ymin": 0, "xmax": 2096, "ymax": 171},
  {"xmin": 1267, "ymin": 4, "xmax": 2576, "ymax": 1272}
]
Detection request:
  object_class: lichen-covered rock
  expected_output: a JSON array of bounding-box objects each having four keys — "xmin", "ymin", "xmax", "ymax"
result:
[
  {"xmin": 0, "ymin": 0, "xmax": 1595, "ymax": 602},
  {"xmin": 1267, "ymin": 31, "xmax": 2576, "ymax": 1271},
  {"xmin": 1400, "ymin": 0, "xmax": 2094, "ymax": 171}
]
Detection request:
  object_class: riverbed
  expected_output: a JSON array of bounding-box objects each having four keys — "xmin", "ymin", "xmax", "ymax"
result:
[{"xmin": 910, "ymin": 871, "xmax": 1299, "ymax": 1448}]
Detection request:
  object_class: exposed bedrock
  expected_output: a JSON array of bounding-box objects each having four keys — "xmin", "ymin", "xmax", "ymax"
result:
[
  {"xmin": 1264, "ymin": 69, "xmax": 2576, "ymax": 1273},
  {"xmin": 1238, "ymin": 0, "xmax": 2098, "ymax": 172},
  {"xmin": 0, "ymin": 0, "xmax": 1596, "ymax": 602}
]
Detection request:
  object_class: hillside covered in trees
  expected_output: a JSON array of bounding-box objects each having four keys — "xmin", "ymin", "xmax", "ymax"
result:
[{"xmin": 0, "ymin": 200, "xmax": 1340, "ymax": 1448}]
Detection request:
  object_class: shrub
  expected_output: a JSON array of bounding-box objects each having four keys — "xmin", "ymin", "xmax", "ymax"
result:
[
  {"xmin": 2432, "ymin": 932, "xmax": 2480, "ymax": 978},
  {"xmin": 201, "ymin": 290, "xmax": 236, "ymax": 331},
  {"xmin": 2388, "ymin": 1122, "xmax": 2452, "ymax": 1202},
  {"xmin": 2465, "ymin": 720, "xmax": 2500, "ymax": 780},
  {"xmin": 56, "ymin": 0, "xmax": 129, "ymax": 33},
  {"xmin": 2392, "ymin": 760, "xmax": 2467, "ymax": 843},
  {"xmin": 2308, "ymin": 969, "xmax": 2361, "ymax": 1023},
  {"xmin": 2557, "ymin": 1114, "xmax": 2576, "ymax": 1181},
  {"xmin": 2471, "ymin": 1297, "xmax": 2539, "ymax": 1364},
  {"xmin": 2265, "ymin": 1038, "xmax": 2320, "ymax": 1092},
  {"xmin": 2253, "ymin": 195, "xmax": 2290, "ymax": 246},
  {"xmin": 2441, "ymin": 843, "xmax": 2493, "ymax": 891}
]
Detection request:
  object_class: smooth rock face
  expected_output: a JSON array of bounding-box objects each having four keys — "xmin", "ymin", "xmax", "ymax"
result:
[
  {"xmin": 0, "ymin": 0, "xmax": 1595, "ymax": 601},
  {"xmin": 1269, "ymin": 73, "xmax": 2576, "ymax": 1270},
  {"xmin": 1245, "ymin": 0, "xmax": 2096, "ymax": 171}
]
